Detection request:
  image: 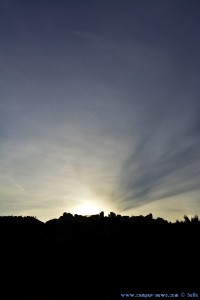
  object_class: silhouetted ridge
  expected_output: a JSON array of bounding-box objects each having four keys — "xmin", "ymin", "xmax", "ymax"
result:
[
  {"xmin": 1, "ymin": 213, "xmax": 199, "ymax": 299},
  {"xmin": 0, "ymin": 215, "xmax": 43, "ymax": 225},
  {"xmin": 1, "ymin": 212, "xmax": 200, "ymax": 226}
]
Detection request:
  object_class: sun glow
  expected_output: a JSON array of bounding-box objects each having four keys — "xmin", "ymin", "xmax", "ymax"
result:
[{"xmin": 72, "ymin": 202, "xmax": 103, "ymax": 216}]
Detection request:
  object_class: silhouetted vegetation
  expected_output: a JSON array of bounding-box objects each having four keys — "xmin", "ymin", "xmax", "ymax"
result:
[
  {"xmin": 1, "ymin": 212, "xmax": 199, "ymax": 227},
  {"xmin": 1, "ymin": 212, "xmax": 199, "ymax": 300}
]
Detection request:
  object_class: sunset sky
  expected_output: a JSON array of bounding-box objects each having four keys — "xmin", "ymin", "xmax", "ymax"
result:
[{"xmin": 1, "ymin": 0, "xmax": 200, "ymax": 222}]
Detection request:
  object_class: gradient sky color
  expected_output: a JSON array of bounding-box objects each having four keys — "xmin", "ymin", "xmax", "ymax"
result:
[{"xmin": 1, "ymin": 0, "xmax": 200, "ymax": 221}]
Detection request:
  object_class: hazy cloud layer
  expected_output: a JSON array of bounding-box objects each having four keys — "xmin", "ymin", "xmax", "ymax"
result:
[{"xmin": 1, "ymin": 0, "xmax": 200, "ymax": 221}]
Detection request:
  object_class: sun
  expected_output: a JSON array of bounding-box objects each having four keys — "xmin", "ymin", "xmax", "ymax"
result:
[{"xmin": 72, "ymin": 202, "xmax": 102, "ymax": 216}]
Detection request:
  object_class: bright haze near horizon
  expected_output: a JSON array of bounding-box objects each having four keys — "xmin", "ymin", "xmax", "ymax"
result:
[{"xmin": 1, "ymin": 0, "xmax": 200, "ymax": 222}]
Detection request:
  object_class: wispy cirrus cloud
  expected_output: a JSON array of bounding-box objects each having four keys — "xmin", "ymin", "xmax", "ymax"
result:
[{"xmin": 117, "ymin": 107, "xmax": 200, "ymax": 212}]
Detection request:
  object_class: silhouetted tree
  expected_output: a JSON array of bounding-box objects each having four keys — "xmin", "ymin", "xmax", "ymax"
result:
[
  {"xmin": 108, "ymin": 212, "xmax": 116, "ymax": 218},
  {"xmin": 61, "ymin": 212, "xmax": 73, "ymax": 220},
  {"xmin": 99, "ymin": 211, "xmax": 104, "ymax": 218},
  {"xmin": 191, "ymin": 214, "xmax": 199, "ymax": 223},
  {"xmin": 184, "ymin": 215, "xmax": 191, "ymax": 223}
]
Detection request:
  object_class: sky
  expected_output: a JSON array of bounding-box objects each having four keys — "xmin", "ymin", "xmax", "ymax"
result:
[{"xmin": 1, "ymin": 0, "xmax": 200, "ymax": 222}]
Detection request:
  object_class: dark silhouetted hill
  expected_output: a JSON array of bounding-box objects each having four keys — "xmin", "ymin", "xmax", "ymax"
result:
[{"xmin": 1, "ymin": 213, "xmax": 199, "ymax": 300}]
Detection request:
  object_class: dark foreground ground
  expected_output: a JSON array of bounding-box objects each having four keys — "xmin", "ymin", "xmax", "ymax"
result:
[{"xmin": 1, "ymin": 216, "xmax": 199, "ymax": 299}]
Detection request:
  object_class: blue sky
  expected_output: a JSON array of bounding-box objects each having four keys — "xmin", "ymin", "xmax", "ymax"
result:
[{"xmin": 1, "ymin": 0, "xmax": 200, "ymax": 221}]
